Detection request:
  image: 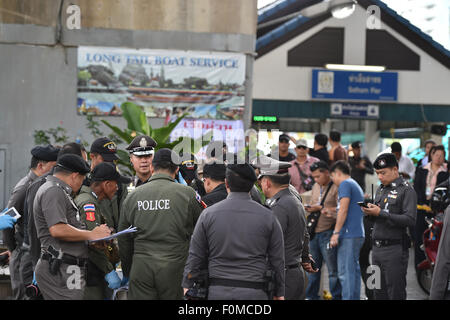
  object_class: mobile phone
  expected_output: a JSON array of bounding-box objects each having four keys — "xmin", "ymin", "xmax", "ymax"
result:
[
  {"xmin": 2, "ymin": 207, "xmax": 21, "ymax": 220},
  {"xmin": 357, "ymin": 202, "xmax": 369, "ymax": 208}
]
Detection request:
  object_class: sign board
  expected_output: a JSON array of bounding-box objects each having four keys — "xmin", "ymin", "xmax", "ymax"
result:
[
  {"xmin": 330, "ymin": 103, "xmax": 379, "ymax": 119},
  {"xmin": 252, "ymin": 115, "xmax": 278, "ymax": 123},
  {"xmin": 77, "ymin": 47, "xmax": 246, "ymax": 119},
  {"xmin": 312, "ymin": 69, "xmax": 397, "ymax": 102}
]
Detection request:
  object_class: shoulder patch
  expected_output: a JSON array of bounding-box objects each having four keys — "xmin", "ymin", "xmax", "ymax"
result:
[{"xmin": 85, "ymin": 211, "xmax": 96, "ymax": 222}]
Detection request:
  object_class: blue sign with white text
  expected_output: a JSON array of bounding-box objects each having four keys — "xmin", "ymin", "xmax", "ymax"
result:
[{"xmin": 312, "ymin": 69, "xmax": 398, "ymax": 102}]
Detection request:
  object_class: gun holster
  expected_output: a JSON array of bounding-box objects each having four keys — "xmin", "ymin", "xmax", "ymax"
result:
[
  {"xmin": 264, "ymin": 270, "xmax": 275, "ymax": 300},
  {"xmin": 46, "ymin": 246, "xmax": 63, "ymax": 276}
]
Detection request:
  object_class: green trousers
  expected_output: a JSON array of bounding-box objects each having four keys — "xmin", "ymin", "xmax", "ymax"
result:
[{"xmin": 128, "ymin": 254, "xmax": 185, "ymax": 300}]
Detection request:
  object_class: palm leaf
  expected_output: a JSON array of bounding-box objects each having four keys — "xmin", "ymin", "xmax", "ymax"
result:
[
  {"xmin": 150, "ymin": 113, "xmax": 188, "ymax": 144},
  {"xmin": 101, "ymin": 120, "xmax": 134, "ymax": 144},
  {"xmin": 121, "ymin": 102, "xmax": 150, "ymax": 135}
]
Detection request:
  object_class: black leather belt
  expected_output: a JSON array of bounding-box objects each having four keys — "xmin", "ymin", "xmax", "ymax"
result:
[
  {"xmin": 209, "ymin": 278, "xmax": 265, "ymax": 290},
  {"xmin": 41, "ymin": 252, "xmax": 88, "ymax": 267},
  {"xmin": 286, "ymin": 264, "xmax": 300, "ymax": 270},
  {"xmin": 373, "ymin": 239, "xmax": 402, "ymax": 248}
]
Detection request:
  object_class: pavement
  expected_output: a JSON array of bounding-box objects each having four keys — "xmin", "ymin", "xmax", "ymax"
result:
[{"xmin": 318, "ymin": 248, "xmax": 429, "ymax": 300}]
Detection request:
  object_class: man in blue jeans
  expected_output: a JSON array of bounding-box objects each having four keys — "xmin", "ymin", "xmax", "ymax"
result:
[
  {"xmin": 305, "ymin": 161, "xmax": 341, "ymax": 300},
  {"xmin": 329, "ymin": 161, "xmax": 365, "ymax": 300}
]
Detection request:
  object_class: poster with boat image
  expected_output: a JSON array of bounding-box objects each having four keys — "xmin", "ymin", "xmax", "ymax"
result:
[{"xmin": 77, "ymin": 46, "xmax": 246, "ymax": 120}]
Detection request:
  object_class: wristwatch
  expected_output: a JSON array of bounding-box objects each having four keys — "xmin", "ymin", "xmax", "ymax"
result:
[{"xmin": 332, "ymin": 231, "xmax": 340, "ymax": 235}]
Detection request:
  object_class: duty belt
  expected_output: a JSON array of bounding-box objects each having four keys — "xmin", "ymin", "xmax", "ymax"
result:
[
  {"xmin": 373, "ymin": 239, "xmax": 402, "ymax": 248},
  {"xmin": 209, "ymin": 278, "xmax": 265, "ymax": 290},
  {"xmin": 41, "ymin": 252, "xmax": 88, "ymax": 267},
  {"xmin": 285, "ymin": 264, "xmax": 300, "ymax": 270}
]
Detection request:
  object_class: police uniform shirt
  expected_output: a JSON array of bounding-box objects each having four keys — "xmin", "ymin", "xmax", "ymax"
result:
[
  {"xmin": 266, "ymin": 188, "xmax": 307, "ymax": 266},
  {"xmin": 119, "ymin": 173, "xmax": 204, "ymax": 276},
  {"xmin": 75, "ymin": 186, "xmax": 115, "ymax": 275},
  {"xmin": 373, "ymin": 176, "xmax": 417, "ymax": 240},
  {"xmin": 201, "ymin": 183, "xmax": 227, "ymax": 207},
  {"xmin": 4, "ymin": 170, "xmax": 39, "ymax": 251},
  {"xmin": 182, "ymin": 192, "xmax": 286, "ymax": 297},
  {"xmin": 430, "ymin": 205, "xmax": 450, "ymax": 300},
  {"xmin": 33, "ymin": 175, "xmax": 88, "ymax": 258}
]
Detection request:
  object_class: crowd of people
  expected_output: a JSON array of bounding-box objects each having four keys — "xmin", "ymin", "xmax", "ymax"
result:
[{"xmin": 0, "ymin": 130, "xmax": 449, "ymax": 300}]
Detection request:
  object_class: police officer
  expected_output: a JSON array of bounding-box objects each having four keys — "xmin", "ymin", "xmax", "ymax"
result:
[
  {"xmin": 254, "ymin": 155, "xmax": 316, "ymax": 300},
  {"xmin": 33, "ymin": 154, "xmax": 111, "ymax": 300},
  {"xmin": 24, "ymin": 143, "xmax": 87, "ymax": 271},
  {"xmin": 182, "ymin": 163, "xmax": 286, "ymax": 300},
  {"xmin": 86, "ymin": 137, "xmax": 126, "ymax": 232},
  {"xmin": 126, "ymin": 135, "xmax": 157, "ymax": 192},
  {"xmin": 75, "ymin": 162, "xmax": 131, "ymax": 300},
  {"xmin": 118, "ymin": 148, "xmax": 204, "ymax": 300},
  {"xmin": 178, "ymin": 153, "xmax": 206, "ymax": 196},
  {"xmin": 201, "ymin": 160, "xmax": 227, "ymax": 206},
  {"xmin": 4, "ymin": 144, "xmax": 59, "ymax": 300},
  {"xmin": 361, "ymin": 153, "xmax": 417, "ymax": 300}
]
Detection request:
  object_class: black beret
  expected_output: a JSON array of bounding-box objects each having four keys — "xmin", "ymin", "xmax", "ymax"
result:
[
  {"xmin": 373, "ymin": 153, "xmax": 398, "ymax": 170},
  {"xmin": 203, "ymin": 161, "xmax": 226, "ymax": 181},
  {"xmin": 226, "ymin": 163, "xmax": 257, "ymax": 183},
  {"xmin": 153, "ymin": 148, "xmax": 180, "ymax": 165},
  {"xmin": 126, "ymin": 135, "xmax": 157, "ymax": 155},
  {"xmin": 310, "ymin": 160, "xmax": 329, "ymax": 172},
  {"xmin": 91, "ymin": 162, "xmax": 131, "ymax": 184},
  {"xmin": 90, "ymin": 137, "xmax": 118, "ymax": 161},
  {"xmin": 56, "ymin": 154, "xmax": 90, "ymax": 174},
  {"xmin": 31, "ymin": 145, "xmax": 60, "ymax": 162}
]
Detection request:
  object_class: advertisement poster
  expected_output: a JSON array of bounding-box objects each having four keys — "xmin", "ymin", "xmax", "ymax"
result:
[{"xmin": 77, "ymin": 46, "xmax": 246, "ymax": 120}]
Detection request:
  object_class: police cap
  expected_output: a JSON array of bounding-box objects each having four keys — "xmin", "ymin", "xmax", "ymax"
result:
[
  {"xmin": 31, "ymin": 145, "xmax": 60, "ymax": 162},
  {"xmin": 226, "ymin": 163, "xmax": 257, "ymax": 183},
  {"xmin": 203, "ymin": 161, "xmax": 226, "ymax": 181},
  {"xmin": 152, "ymin": 148, "xmax": 180, "ymax": 165},
  {"xmin": 90, "ymin": 137, "xmax": 119, "ymax": 161},
  {"xmin": 373, "ymin": 153, "xmax": 398, "ymax": 170},
  {"xmin": 251, "ymin": 155, "xmax": 291, "ymax": 179},
  {"xmin": 126, "ymin": 135, "xmax": 157, "ymax": 156},
  {"xmin": 56, "ymin": 154, "xmax": 90, "ymax": 174},
  {"xmin": 91, "ymin": 162, "xmax": 131, "ymax": 184}
]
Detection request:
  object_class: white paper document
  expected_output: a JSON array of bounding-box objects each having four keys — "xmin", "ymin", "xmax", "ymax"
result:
[{"xmin": 89, "ymin": 226, "xmax": 137, "ymax": 242}]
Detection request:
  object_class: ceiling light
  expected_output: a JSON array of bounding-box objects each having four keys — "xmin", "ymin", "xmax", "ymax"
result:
[
  {"xmin": 325, "ymin": 64, "xmax": 386, "ymax": 72},
  {"xmin": 330, "ymin": 0, "xmax": 357, "ymax": 19}
]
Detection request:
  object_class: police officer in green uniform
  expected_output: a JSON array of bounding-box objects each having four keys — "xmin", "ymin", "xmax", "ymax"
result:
[
  {"xmin": 33, "ymin": 154, "xmax": 111, "ymax": 300},
  {"xmin": 4, "ymin": 145, "xmax": 59, "ymax": 300},
  {"xmin": 362, "ymin": 153, "xmax": 417, "ymax": 300},
  {"xmin": 118, "ymin": 148, "xmax": 204, "ymax": 300},
  {"xmin": 86, "ymin": 137, "xmax": 127, "ymax": 232},
  {"xmin": 75, "ymin": 162, "xmax": 131, "ymax": 300},
  {"xmin": 254, "ymin": 155, "xmax": 316, "ymax": 300},
  {"xmin": 126, "ymin": 135, "xmax": 157, "ymax": 192}
]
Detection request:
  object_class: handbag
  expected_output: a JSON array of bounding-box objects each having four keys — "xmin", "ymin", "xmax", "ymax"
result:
[
  {"xmin": 294, "ymin": 162, "xmax": 315, "ymax": 191},
  {"xmin": 306, "ymin": 182, "xmax": 333, "ymax": 240}
]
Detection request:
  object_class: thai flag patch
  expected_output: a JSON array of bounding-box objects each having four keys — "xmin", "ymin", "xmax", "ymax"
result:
[{"xmin": 83, "ymin": 204, "xmax": 95, "ymax": 212}]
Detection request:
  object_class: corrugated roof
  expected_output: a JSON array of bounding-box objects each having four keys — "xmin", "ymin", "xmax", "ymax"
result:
[{"xmin": 256, "ymin": 0, "xmax": 450, "ymax": 66}]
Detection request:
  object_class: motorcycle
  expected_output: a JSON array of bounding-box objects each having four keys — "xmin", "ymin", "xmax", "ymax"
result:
[{"xmin": 416, "ymin": 206, "xmax": 444, "ymax": 295}]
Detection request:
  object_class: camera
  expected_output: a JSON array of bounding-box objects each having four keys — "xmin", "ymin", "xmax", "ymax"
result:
[{"xmin": 184, "ymin": 270, "xmax": 208, "ymax": 300}]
